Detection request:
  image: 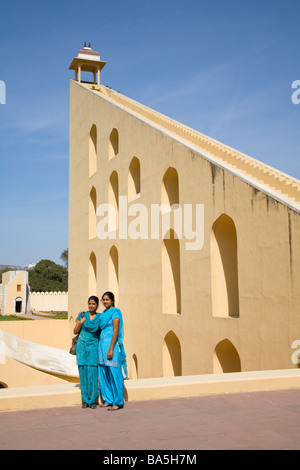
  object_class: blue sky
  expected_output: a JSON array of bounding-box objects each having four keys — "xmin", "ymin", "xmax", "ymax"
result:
[{"xmin": 0, "ymin": 0, "xmax": 299, "ymax": 267}]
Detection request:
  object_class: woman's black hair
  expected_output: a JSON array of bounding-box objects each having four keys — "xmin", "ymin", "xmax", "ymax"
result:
[
  {"xmin": 88, "ymin": 295, "xmax": 99, "ymax": 308},
  {"xmin": 102, "ymin": 291, "xmax": 115, "ymax": 306}
]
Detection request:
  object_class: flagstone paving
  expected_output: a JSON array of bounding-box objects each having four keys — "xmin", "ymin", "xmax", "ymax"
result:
[{"xmin": 1, "ymin": 388, "xmax": 300, "ymax": 450}]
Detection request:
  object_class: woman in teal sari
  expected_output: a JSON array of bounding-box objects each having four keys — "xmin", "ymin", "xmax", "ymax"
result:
[
  {"xmin": 74, "ymin": 296, "xmax": 101, "ymax": 409},
  {"xmin": 98, "ymin": 292, "xmax": 128, "ymax": 411}
]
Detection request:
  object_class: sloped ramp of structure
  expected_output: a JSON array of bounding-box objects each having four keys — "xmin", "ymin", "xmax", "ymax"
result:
[
  {"xmin": 83, "ymin": 82, "xmax": 300, "ymax": 208},
  {"xmin": 0, "ymin": 329, "xmax": 79, "ymax": 378}
]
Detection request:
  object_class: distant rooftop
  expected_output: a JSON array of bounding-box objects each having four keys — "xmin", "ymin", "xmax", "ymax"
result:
[{"xmin": 0, "ymin": 264, "xmax": 35, "ymax": 271}]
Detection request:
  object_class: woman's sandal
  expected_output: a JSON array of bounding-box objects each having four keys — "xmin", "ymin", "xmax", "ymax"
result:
[
  {"xmin": 82, "ymin": 403, "xmax": 88, "ymax": 408},
  {"xmin": 107, "ymin": 405, "xmax": 122, "ymax": 411},
  {"xmin": 91, "ymin": 404, "xmax": 97, "ymax": 409},
  {"xmin": 100, "ymin": 403, "xmax": 110, "ymax": 408}
]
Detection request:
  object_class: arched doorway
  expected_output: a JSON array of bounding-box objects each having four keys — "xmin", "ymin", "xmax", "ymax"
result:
[
  {"xmin": 89, "ymin": 124, "xmax": 97, "ymax": 177},
  {"xmin": 89, "ymin": 186, "xmax": 97, "ymax": 239},
  {"xmin": 162, "ymin": 229, "xmax": 181, "ymax": 314},
  {"xmin": 15, "ymin": 297, "xmax": 22, "ymax": 313},
  {"xmin": 89, "ymin": 252, "xmax": 97, "ymax": 296},
  {"xmin": 162, "ymin": 167, "xmax": 179, "ymax": 207},
  {"xmin": 109, "ymin": 128, "xmax": 119, "ymax": 160},
  {"xmin": 163, "ymin": 330, "xmax": 182, "ymax": 376},
  {"xmin": 213, "ymin": 339, "xmax": 241, "ymax": 373},
  {"xmin": 132, "ymin": 354, "xmax": 138, "ymax": 379},
  {"xmin": 211, "ymin": 214, "xmax": 239, "ymax": 317},
  {"xmin": 109, "ymin": 245, "xmax": 119, "ymax": 305},
  {"xmin": 128, "ymin": 157, "xmax": 141, "ymax": 201},
  {"xmin": 108, "ymin": 171, "xmax": 119, "ymax": 231}
]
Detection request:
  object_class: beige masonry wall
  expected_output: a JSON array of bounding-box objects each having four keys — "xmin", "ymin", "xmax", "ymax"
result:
[
  {"xmin": 0, "ymin": 319, "xmax": 70, "ymax": 349},
  {"xmin": 28, "ymin": 292, "xmax": 68, "ymax": 312},
  {"xmin": 68, "ymin": 80, "xmax": 300, "ymax": 380}
]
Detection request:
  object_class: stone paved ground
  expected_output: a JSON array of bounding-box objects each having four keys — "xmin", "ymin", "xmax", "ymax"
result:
[{"xmin": 0, "ymin": 388, "xmax": 300, "ymax": 451}]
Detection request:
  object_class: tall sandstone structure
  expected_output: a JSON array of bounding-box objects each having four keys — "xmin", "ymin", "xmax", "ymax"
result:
[{"xmin": 68, "ymin": 45, "xmax": 300, "ymax": 379}]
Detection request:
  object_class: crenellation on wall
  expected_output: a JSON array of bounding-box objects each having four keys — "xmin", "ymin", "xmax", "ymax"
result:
[{"xmin": 28, "ymin": 291, "xmax": 68, "ymax": 312}]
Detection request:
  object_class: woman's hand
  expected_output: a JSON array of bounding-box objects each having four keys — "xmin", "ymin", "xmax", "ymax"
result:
[
  {"xmin": 73, "ymin": 314, "xmax": 86, "ymax": 334},
  {"xmin": 106, "ymin": 317, "xmax": 119, "ymax": 360},
  {"xmin": 107, "ymin": 348, "xmax": 114, "ymax": 360}
]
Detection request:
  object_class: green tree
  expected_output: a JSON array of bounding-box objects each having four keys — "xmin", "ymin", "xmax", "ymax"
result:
[
  {"xmin": 28, "ymin": 259, "xmax": 68, "ymax": 292},
  {"xmin": 60, "ymin": 248, "xmax": 68, "ymax": 269}
]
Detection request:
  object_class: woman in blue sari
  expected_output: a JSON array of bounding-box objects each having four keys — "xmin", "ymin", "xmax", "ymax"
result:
[
  {"xmin": 74, "ymin": 296, "xmax": 101, "ymax": 408},
  {"xmin": 98, "ymin": 292, "xmax": 128, "ymax": 411}
]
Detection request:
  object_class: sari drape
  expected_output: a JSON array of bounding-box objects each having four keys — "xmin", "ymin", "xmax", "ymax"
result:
[
  {"xmin": 98, "ymin": 307, "xmax": 127, "ymax": 407},
  {"xmin": 98, "ymin": 307, "xmax": 128, "ymax": 377},
  {"xmin": 76, "ymin": 311, "xmax": 101, "ymax": 407}
]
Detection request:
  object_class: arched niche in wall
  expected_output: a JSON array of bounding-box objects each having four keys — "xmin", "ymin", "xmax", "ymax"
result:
[
  {"xmin": 108, "ymin": 171, "xmax": 119, "ymax": 232},
  {"xmin": 213, "ymin": 339, "xmax": 241, "ymax": 373},
  {"xmin": 89, "ymin": 251, "xmax": 97, "ymax": 296},
  {"xmin": 109, "ymin": 128, "xmax": 119, "ymax": 160},
  {"xmin": 128, "ymin": 156, "xmax": 141, "ymax": 201},
  {"xmin": 163, "ymin": 330, "xmax": 182, "ymax": 377},
  {"xmin": 162, "ymin": 167, "xmax": 179, "ymax": 207},
  {"xmin": 89, "ymin": 186, "xmax": 97, "ymax": 239},
  {"xmin": 89, "ymin": 124, "xmax": 97, "ymax": 177},
  {"xmin": 108, "ymin": 245, "xmax": 119, "ymax": 305},
  {"xmin": 162, "ymin": 229, "xmax": 181, "ymax": 314},
  {"xmin": 132, "ymin": 354, "xmax": 138, "ymax": 379},
  {"xmin": 211, "ymin": 214, "xmax": 239, "ymax": 318}
]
